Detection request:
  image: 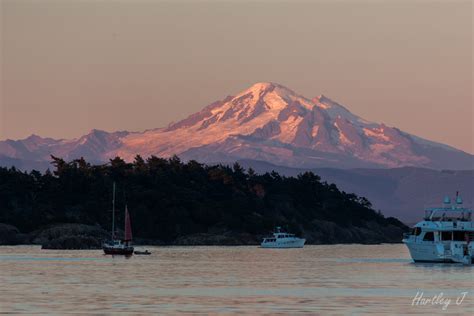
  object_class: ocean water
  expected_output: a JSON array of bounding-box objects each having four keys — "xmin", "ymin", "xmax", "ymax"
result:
[{"xmin": 0, "ymin": 244, "xmax": 472, "ymax": 315}]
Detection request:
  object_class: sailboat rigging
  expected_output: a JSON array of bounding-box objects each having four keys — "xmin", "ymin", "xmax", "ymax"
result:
[{"xmin": 102, "ymin": 183, "xmax": 134, "ymax": 255}]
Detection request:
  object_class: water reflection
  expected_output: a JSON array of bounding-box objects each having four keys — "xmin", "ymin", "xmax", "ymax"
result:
[{"xmin": 0, "ymin": 244, "xmax": 472, "ymax": 314}]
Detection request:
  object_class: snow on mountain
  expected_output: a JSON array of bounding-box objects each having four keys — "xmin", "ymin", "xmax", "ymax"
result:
[
  {"xmin": 0, "ymin": 129, "xmax": 128, "ymax": 166},
  {"xmin": 0, "ymin": 82, "xmax": 472, "ymax": 170}
]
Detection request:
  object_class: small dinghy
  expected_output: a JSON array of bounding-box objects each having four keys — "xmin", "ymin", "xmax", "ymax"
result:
[{"xmin": 134, "ymin": 250, "xmax": 151, "ymax": 255}]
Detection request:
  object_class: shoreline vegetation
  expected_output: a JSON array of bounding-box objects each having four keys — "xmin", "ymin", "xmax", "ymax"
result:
[{"xmin": 0, "ymin": 156, "xmax": 407, "ymax": 249}]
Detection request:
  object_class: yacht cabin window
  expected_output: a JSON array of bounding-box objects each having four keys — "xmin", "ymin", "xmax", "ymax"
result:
[
  {"xmin": 441, "ymin": 231, "xmax": 452, "ymax": 241},
  {"xmin": 453, "ymin": 231, "xmax": 467, "ymax": 241},
  {"xmin": 423, "ymin": 232, "xmax": 434, "ymax": 241},
  {"xmin": 412, "ymin": 227, "xmax": 421, "ymax": 236}
]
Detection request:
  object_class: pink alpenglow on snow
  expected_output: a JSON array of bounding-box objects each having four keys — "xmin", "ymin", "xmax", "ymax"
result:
[{"xmin": 0, "ymin": 82, "xmax": 472, "ymax": 170}]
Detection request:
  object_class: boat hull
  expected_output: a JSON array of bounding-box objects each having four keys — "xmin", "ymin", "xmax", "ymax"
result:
[
  {"xmin": 134, "ymin": 251, "xmax": 151, "ymax": 255},
  {"xmin": 261, "ymin": 238, "xmax": 306, "ymax": 248},
  {"xmin": 404, "ymin": 241, "xmax": 444, "ymax": 262},
  {"xmin": 403, "ymin": 240, "xmax": 474, "ymax": 263},
  {"xmin": 103, "ymin": 246, "xmax": 134, "ymax": 255}
]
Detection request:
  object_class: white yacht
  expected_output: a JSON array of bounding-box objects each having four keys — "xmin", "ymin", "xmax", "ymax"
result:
[
  {"xmin": 261, "ymin": 227, "xmax": 306, "ymax": 248},
  {"xmin": 403, "ymin": 193, "xmax": 473, "ymax": 264}
]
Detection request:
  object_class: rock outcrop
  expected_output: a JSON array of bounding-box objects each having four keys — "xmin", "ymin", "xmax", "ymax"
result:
[
  {"xmin": 0, "ymin": 223, "xmax": 30, "ymax": 245},
  {"xmin": 303, "ymin": 220, "xmax": 404, "ymax": 244},
  {"xmin": 32, "ymin": 224, "xmax": 109, "ymax": 249},
  {"xmin": 174, "ymin": 232, "xmax": 258, "ymax": 246},
  {"xmin": 0, "ymin": 221, "xmax": 405, "ymax": 247}
]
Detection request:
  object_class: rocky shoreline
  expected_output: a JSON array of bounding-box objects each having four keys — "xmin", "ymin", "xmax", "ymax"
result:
[
  {"xmin": 0, "ymin": 223, "xmax": 109, "ymax": 249},
  {"xmin": 0, "ymin": 221, "xmax": 405, "ymax": 248}
]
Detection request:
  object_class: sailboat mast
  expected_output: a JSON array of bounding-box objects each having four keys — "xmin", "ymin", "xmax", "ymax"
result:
[{"xmin": 112, "ymin": 182, "xmax": 116, "ymax": 239}]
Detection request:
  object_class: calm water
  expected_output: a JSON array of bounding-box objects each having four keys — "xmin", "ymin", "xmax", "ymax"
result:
[{"xmin": 0, "ymin": 244, "xmax": 472, "ymax": 315}]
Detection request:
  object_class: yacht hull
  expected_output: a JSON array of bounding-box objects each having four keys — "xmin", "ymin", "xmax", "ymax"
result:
[
  {"xmin": 404, "ymin": 240, "xmax": 474, "ymax": 263},
  {"xmin": 261, "ymin": 239, "xmax": 305, "ymax": 248},
  {"xmin": 404, "ymin": 242, "xmax": 447, "ymax": 262}
]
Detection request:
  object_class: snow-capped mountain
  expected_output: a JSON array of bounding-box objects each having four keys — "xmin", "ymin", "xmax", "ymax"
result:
[{"xmin": 1, "ymin": 82, "xmax": 472, "ymax": 170}]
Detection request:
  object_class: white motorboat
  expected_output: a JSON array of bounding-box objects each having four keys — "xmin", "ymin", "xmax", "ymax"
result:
[
  {"xmin": 261, "ymin": 227, "xmax": 306, "ymax": 248},
  {"xmin": 403, "ymin": 193, "xmax": 473, "ymax": 264}
]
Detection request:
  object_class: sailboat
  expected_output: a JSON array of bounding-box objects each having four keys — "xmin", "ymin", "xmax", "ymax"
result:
[{"xmin": 102, "ymin": 183, "xmax": 134, "ymax": 255}]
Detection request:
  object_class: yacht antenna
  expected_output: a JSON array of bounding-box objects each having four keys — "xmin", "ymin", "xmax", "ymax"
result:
[{"xmin": 455, "ymin": 191, "xmax": 463, "ymax": 207}]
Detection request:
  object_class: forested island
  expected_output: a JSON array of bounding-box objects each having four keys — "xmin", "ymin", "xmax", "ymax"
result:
[{"xmin": 0, "ymin": 156, "xmax": 407, "ymax": 248}]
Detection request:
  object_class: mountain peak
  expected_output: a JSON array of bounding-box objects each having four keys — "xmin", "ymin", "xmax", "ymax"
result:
[
  {"xmin": 239, "ymin": 82, "xmax": 299, "ymax": 100},
  {"xmin": 87, "ymin": 129, "xmax": 106, "ymax": 135},
  {"xmin": 26, "ymin": 134, "xmax": 44, "ymax": 141},
  {"xmin": 248, "ymin": 81, "xmax": 291, "ymax": 91},
  {"xmin": 1, "ymin": 83, "xmax": 472, "ymax": 170},
  {"xmin": 248, "ymin": 82, "xmax": 275, "ymax": 90}
]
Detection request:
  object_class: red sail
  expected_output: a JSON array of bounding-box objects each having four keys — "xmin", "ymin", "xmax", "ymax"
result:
[{"xmin": 124, "ymin": 205, "xmax": 132, "ymax": 242}]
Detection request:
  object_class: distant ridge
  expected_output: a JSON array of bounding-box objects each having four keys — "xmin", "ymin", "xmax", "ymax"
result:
[{"xmin": 234, "ymin": 159, "xmax": 474, "ymax": 222}]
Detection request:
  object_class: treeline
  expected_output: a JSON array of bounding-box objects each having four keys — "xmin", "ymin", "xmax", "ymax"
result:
[{"xmin": 0, "ymin": 155, "xmax": 406, "ymax": 241}]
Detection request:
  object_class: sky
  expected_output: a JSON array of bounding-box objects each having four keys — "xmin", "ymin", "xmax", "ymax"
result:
[{"xmin": 1, "ymin": 0, "xmax": 472, "ymax": 153}]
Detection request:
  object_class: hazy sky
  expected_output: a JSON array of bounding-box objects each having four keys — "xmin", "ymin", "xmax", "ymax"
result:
[{"xmin": 1, "ymin": 0, "xmax": 472, "ymax": 153}]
